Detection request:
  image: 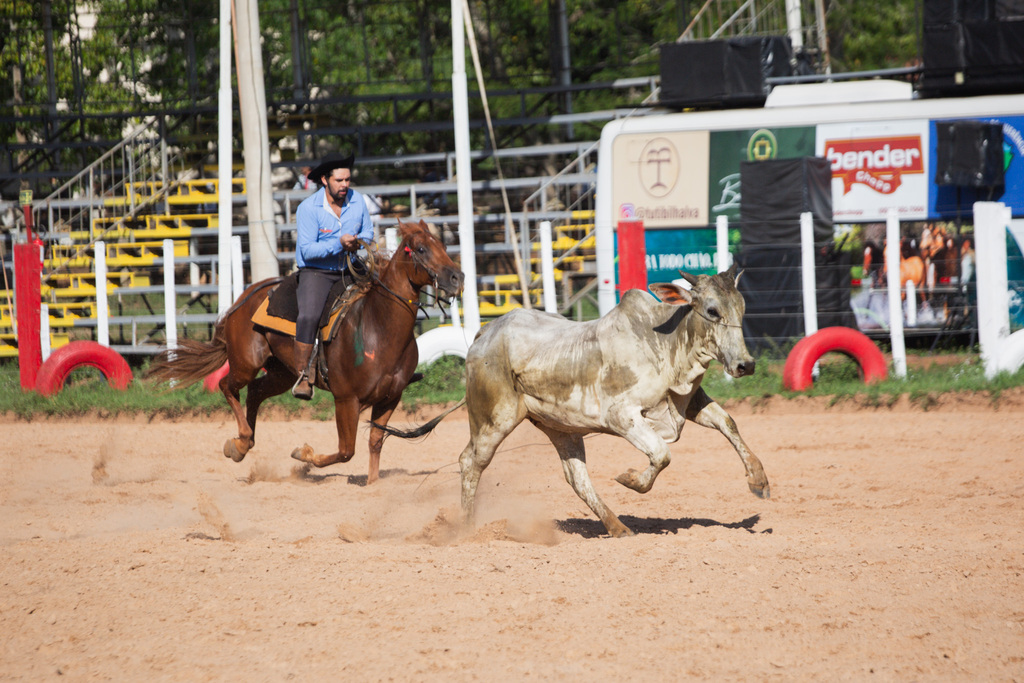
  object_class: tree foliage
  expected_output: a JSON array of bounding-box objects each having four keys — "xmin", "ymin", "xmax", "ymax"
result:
[
  {"xmin": 826, "ymin": 0, "xmax": 920, "ymax": 72},
  {"xmin": 2, "ymin": 0, "xmax": 926, "ymax": 190}
]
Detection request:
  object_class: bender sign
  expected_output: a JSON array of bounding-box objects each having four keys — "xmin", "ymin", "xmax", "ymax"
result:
[{"xmin": 816, "ymin": 120, "xmax": 929, "ymax": 221}]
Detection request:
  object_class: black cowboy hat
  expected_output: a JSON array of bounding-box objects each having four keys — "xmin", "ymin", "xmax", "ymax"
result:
[{"xmin": 310, "ymin": 153, "xmax": 355, "ymax": 185}]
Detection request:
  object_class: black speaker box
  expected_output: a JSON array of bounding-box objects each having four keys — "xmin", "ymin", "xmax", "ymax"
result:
[
  {"xmin": 738, "ymin": 157, "xmax": 833, "ymax": 249},
  {"xmin": 919, "ymin": 4, "xmax": 1024, "ymax": 97},
  {"xmin": 935, "ymin": 120, "xmax": 1005, "ymax": 188},
  {"xmin": 925, "ymin": 0, "xmax": 1024, "ymax": 24},
  {"xmin": 659, "ymin": 37, "xmax": 792, "ymax": 109},
  {"xmin": 736, "ymin": 157, "xmax": 852, "ymax": 350}
]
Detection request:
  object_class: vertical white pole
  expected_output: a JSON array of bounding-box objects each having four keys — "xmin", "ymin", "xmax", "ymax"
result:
[
  {"xmin": 785, "ymin": 0, "xmax": 804, "ymax": 51},
  {"xmin": 974, "ymin": 202, "xmax": 1010, "ymax": 378},
  {"xmin": 540, "ymin": 221, "xmax": 557, "ymax": 313},
  {"xmin": 716, "ymin": 215, "xmax": 734, "ymax": 382},
  {"xmin": 40, "ymin": 303, "xmax": 51, "ymax": 362},
  {"xmin": 231, "ymin": 235, "xmax": 244, "ymax": 300},
  {"xmin": 451, "ymin": 297, "xmax": 462, "ymax": 329},
  {"xmin": 163, "ymin": 239, "xmax": 177, "ymax": 350},
  {"xmin": 217, "ymin": 0, "xmax": 233, "ymax": 313},
  {"xmin": 715, "ymin": 215, "xmax": 730, "ymax": 273},
  {"xmin": 799, "ymin": 212, "xmax": 818, "ymax": 337},
  {"xmin": 885, "ymin": 211, "xmax": 906, "ymax": 378},
  {"xmin": 385, "ymin": 227, "xmax": 399, "ymax": 256},
  {"xmin": 95, "ymin": 240, "xmax": 109, "ymax": 346},
  {"xmin": 905, "ymin": 281, "xmax": 917, "ymax": 327},
  {"xmin": 452, "ymin": 0, "xmax": 480, "ymax": 332}
]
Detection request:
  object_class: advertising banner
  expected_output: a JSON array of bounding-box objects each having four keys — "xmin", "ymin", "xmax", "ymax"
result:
[
  {"xmin": 641, "ymin": 227, "xmax": 721, "ymax": 283},
  {"xmin": 816, "ymin": 120, "xmax": 930, "ymax": 221},
  {"xmin": 610, "ymin": 131, "xmax": 710, "ymax": 228}
]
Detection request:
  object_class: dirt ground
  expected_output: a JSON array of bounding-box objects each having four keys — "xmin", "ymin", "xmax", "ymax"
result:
[{"xmin": 2, "ymin": 392, "xmax": 1023, "ymax": 681}]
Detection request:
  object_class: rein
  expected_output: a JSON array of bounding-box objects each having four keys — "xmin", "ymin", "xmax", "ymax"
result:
[{"xmin": 357, "ymin": 243, "xmax": 429, "ymax": 318}]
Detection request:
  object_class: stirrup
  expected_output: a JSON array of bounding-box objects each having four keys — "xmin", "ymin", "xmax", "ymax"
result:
[
  {"xmin": 291, "ymin": 374, "xmax": 314, "ymax": 400},
  {"xmin": 292, "ymin": 340, "xmax": 318, "ymax": 400}
]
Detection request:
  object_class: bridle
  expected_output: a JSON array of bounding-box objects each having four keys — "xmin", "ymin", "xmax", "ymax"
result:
[
  {"xmin": 675, "ymin": 269, "xmax": 745, "ymax": 330},
  {"xmin": 358, "ymin": 240, "xmax": 455, "ymax": 320}
]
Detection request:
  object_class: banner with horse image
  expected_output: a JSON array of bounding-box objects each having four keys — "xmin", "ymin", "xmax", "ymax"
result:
[{"xmin": 849, "ymin": 220, "xmax": 976, "ymax": 333}]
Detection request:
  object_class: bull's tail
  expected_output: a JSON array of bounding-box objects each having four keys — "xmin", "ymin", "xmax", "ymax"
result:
[
  {"xmin": 372, "ymin": 399, "xmax": 466, "ymax": 439},
  {"xmin": 145, "ymin": 337, "xmax": 229, "ymax": 388}
]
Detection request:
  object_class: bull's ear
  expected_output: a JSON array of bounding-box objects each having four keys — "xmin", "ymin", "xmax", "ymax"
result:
[{"xmin": 649, "ymin": 283, "xmax": 693, "ymax": 306}]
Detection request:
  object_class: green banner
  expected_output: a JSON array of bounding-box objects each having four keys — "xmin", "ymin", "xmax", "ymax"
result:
[
  {"xmin": 708, "ymin": 126, "xmax": 817, "ymax": 222},
  {"xmin": 642, "ymin": 227, "xmax": 722, "ymax": 282}
]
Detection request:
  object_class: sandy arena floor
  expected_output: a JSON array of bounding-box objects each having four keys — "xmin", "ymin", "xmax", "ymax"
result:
[{"xmin": 2, "ymin": 393, "xmax": 1023, "ymax": 680}]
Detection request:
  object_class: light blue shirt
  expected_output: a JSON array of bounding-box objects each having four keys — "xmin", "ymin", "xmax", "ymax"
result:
[{"xmin": 294, "ymin": 186, "xmax": 374, "ymax": 270}]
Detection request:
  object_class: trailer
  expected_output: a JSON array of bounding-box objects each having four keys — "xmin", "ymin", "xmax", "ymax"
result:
[{"xmin": 593, "ymin": 82, "xmax": 1024, "ymax": 342}]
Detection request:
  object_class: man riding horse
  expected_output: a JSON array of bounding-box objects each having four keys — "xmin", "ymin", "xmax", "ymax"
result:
[{"xmin": 292, "ymin": 153, "xmax": 374, "ymax": 399}]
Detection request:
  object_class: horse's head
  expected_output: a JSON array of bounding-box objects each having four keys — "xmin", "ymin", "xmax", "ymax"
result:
[{"xmin": 395, "ymin": 219, "xmax": 465, "ymax": 302}]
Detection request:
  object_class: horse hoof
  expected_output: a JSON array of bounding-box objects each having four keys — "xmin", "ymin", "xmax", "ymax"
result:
[
  {"xmin": 223, "ymin": 438, "xmax": 251, "ymax": 462},
  {"xmin": 290, "ymin": 444, "xmax": 315, "ymax": 464}
]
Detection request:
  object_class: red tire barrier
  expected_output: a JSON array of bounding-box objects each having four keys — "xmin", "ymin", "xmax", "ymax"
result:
[
  {"xmin": 783, "ymin": 327, "xmax": 887, "ymax": 392},
  {"xmin": 204, "ymin": 361, "xmax": 230, "ymax": 393},
  {"xmin": 35, "ymin": 341, "xmax": 133, "ymax": 397}
]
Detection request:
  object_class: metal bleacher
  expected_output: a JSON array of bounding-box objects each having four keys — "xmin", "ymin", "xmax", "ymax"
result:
[{"xmin": 0, "ymin": 116, "xmax": 602, "ymax": 357}]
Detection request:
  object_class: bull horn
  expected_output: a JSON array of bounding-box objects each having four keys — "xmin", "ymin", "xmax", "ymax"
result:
[{"xmin": 676, "ymin": 270, "xmax": 699, "ymax": 286}]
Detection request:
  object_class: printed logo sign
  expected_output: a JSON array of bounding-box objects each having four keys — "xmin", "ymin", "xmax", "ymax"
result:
[
  {"xmin": 816, "ymin": 121, "xmax": 929, "ymax": 221},
  {"xmin": 638, "ymin": 138, "xmax": 679, "ymax": 198},
  {"xmin": 825, "ymin": 135, "xmax": 924, "ymax": 195},
  {"xmin": 611, "ymin": 130, "xmax": 710, "ymax": 228}
]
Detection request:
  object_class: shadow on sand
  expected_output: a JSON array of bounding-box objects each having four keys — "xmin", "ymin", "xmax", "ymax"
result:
[{"xmin": 556, "ymin": 513, "xmax": 771, "ymax": 539}]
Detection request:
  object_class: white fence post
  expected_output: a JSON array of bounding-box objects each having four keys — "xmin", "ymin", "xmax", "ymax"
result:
[
  {"xmin": 40, "ymin": 303, "xmax": 51, "ymax": 362},
  {"xmin": 974, "ymin": 201, "xmax": 1014, "ymax": 378},
  {"xmin": 799, "ymin": 211, "xmax": 818, "ymax": 338},
  {"xmin": 715, "ymin": 215, "xmax": 730, "ymax": 273},
  {"xmin": 163, "ymin": 239, "xmax": 178, "ymax": 350},
  {"xmin": 231, "ymin": 235, "xmax": 244, "ymax": 300},
  {"xmin": 905, "ymin": 281, "xmax": 917, "ymax": 327},
  {"xmin": 885, "ymin": 211, "xmax": 907, "ymax": 378},
  {"xmin": 385, "ymin": 227, "xmax": 399, "ymax": 257},
  {"xmin": 716, "ymin": 215, "xmax": 733, "ymax": 382},
  {"xmin": 95, "ymin": 240, "xmax": 110, "ymax": 346},
  {"xmin": 540, "ymin": 220, "xmax": 557, "ymax": 313}
]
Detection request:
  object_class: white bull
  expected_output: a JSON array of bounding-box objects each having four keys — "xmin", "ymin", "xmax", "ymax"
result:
[{"xmin": 458, "ymin": 266, "xmax": 770, "ymax": 537}]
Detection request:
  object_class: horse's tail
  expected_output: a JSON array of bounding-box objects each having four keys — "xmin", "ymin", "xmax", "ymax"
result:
[
  {"xmin": 371, "ymin": 399, "xmax": 466, "ymax": 440},
  {"xmin": 145, "ymin": 337, "xmax": 229, "ymax": 388}
]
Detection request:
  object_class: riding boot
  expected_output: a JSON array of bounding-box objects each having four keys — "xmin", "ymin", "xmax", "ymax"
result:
[{"xmin": 291, "ymin": 341, "xmax": 316, "ymax": 400}]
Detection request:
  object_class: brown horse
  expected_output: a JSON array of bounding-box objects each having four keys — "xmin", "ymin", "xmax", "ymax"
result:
[
  {"xmin": 147, "ymin": 219, "xmax": 464, "ymax": 483},
  {"xmin": 864, "ymin": 237, "xmax": 925, "ymax": 301}
]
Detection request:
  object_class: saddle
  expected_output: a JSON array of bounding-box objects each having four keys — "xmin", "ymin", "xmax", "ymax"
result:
[{"xmin": 251, "ymin": 271, "xmax": 366, "ymax": 345}]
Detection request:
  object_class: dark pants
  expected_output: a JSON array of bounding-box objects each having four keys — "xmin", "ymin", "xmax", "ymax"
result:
[{"xmin": 295, "ymin": 268, "xmax": 348, "ymax": 344}]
